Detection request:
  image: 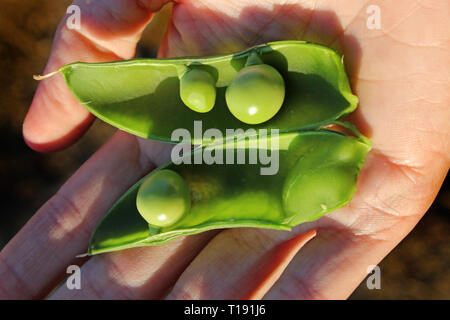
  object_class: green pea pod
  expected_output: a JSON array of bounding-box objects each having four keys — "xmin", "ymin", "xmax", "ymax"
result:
[
  {"xmin": 88, "ymin": 130, "xmax": 370, "ymax": 255},
  {"xmin": 50, "ymin": 41, "xmax": 357, "ymax": 143}
]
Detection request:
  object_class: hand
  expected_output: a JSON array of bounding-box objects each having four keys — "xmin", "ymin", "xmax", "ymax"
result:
[{"xmin": 2, "ymin": 0, "xmax": 448, "ymax": 299}]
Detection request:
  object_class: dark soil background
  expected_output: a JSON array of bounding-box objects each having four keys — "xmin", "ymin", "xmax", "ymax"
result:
[{"xmin": 0, "ymin": 0, "xmax": 448, "ymax": 299}]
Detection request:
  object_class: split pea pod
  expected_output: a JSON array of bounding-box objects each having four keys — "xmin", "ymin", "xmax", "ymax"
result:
[
  {"xmin": 40, "ymin": 41, "xmax": 358, "ymax": 142},
  {"xmin": 88, "ymin": 129, "xmax": 370, "ymax": 255}
]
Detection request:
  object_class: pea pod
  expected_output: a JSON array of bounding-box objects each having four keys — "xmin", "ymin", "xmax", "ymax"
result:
[
  {"xmin": 88, "ymin": 130, "xmax": 370, "ymax": 255},
  {"xmin": 49, "ymin": 41, "xmax": 357, "ymax": 143},
  {"xmin": 33, "ymin": 40, "xmax": 370, "ymax": 254}
]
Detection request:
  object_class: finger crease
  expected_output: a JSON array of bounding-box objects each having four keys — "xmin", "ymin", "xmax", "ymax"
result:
[
  {"xmin": 0, "ymin": 255, "xmax": 33, "ymax": 298},
  {"xmin": 70, "ymin": 25, "xmax": 124, "ymax": 60}
]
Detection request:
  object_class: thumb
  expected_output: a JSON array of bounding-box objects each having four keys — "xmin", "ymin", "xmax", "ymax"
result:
[{"xmin": 24, "ymin": 0, "xmax": 171, "ymax": 152}]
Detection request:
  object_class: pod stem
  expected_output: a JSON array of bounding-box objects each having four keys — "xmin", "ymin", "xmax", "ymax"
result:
[
  {"xmin": 332, "ymin": 120, "xmax": 372, "ymax": 146},
  {"xmin": 149, "ymin": 225, "xmax": 162, "ymax": 235},
  {"xmin": 33, "ymin": 70, "xmax": 60, "ymax": 81},
  {"xmin": 176, "ymin": 64, "xmax": 190, "ymax": 80},
  {"xmin": 245, "ymin": 51, "xmax": 263, "ymax": 67}
]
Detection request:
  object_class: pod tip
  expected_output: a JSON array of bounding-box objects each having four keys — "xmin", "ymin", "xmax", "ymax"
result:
[{"xmin": 33, "ymin": 70, "xmax": 59, "ymax": 81}]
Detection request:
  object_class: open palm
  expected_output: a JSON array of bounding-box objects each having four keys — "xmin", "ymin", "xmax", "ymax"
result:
[{"xmin": 2, "ymin": 0, "xmax": 448, "ymax": 299}]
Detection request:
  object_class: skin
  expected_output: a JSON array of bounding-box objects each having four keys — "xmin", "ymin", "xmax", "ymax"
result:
[{"xmin": 1, "ymin": 0, "xmax": 448, "ymax": 299}]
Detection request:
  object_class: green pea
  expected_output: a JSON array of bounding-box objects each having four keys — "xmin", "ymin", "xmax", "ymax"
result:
[
  {"xmin": 136, "ymin": 169, "xmax": 191, "ymax": 228},
  {"xmin": 225, "ymin": 64, "xmax": 285, "ymax": 124},
  {"xmin": 180, "ymin": 68, "xmax": 216, "ymax": 113}
]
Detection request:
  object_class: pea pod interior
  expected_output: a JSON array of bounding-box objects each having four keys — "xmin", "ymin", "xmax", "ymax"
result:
[
  {"xmin": 60, "ymin": 41, "xmax": 358, "ymax": 143},
  {"xmin": 88, "ymin": 130, "xmax": 370, "ymax": 255}
]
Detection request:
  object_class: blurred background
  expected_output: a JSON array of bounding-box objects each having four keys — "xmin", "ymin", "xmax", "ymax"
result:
[{"xmin": 0, "ymin": 0, "xmax": 448, "ymax": 299}]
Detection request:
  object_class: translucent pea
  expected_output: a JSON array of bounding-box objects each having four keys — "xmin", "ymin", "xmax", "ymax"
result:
[
  {"xmin": 136, "ymin": 169, "xmax": 191, "ymax": 228},
  {"xmin": 180, "ymin": 68, "xmax": 216, "ymax": 113},
  {"xmin": 282, "ymin": 165, "xmax": 356, "ymax": 223},
  {"xmin": 225, "ymin": 64, "xmax": 285, "ymax": 124}
]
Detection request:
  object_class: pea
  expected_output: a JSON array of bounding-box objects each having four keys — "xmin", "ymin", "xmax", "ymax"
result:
[
  {"xmin": 282, "ymin": 165, "xmax": 357, "ymax": 224},
  {"xmin": 225, "ymin": 64, "xmax": 285, "ymax": 124},
  {"xmin": 136, "ymin": 169, "xmax": 191, "ymax": 228},
  {"xmin": 180, "ymin": 68, "xmax": 216, "ymax": 113}
]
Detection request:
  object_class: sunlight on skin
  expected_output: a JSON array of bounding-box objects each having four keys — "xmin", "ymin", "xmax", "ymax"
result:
[
  {"xmin": 2, "ymin": 0, "xmax": 447, "ymax": 300},
  {"xmin": 50, "ymin": 236, "xmax": 215, "ymax": 299},
  {"xmin": 166, "ymin": 230, "xmax": 317, "ymax": 299},
  {"xmin": 47, "ymin": 175, "xmax": 106, "ymax": 241}
]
